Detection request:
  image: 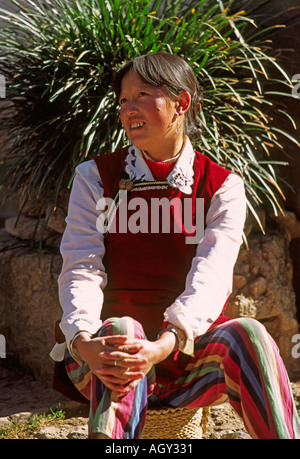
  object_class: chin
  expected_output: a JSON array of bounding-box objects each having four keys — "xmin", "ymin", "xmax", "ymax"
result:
[{"xmin": 128, "ymin": 138, "xmax": 148, "ymax": 151}]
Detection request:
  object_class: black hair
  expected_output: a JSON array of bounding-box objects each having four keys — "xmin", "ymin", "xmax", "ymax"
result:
[{"xmin": 112, "ymin": 52, "xmax": 203, "ymax": 142}]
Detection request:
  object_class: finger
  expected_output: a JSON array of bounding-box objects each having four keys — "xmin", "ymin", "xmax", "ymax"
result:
[
  {"xmin": 116, "ymin": 338, "xmax": 145, "ymax": 348},
  {"xmin": 103, "ymin": 335, "xmax": 128, "ymax": 346},
  {"xmin": 99, "ymin": 379, "xmax": 126, "ymax": 393},
  {"xmin": 99, "ymin": 344, "xmax": 144, "ymax": 359},
  {"xmin": 99, "ymin": 373, "xmax": 140, "ymax": 391},
  {"xmin": 117, "ymin": 344, "xmax": 144, "ymax": 354},
  {"xmin": 121, "ymin": 356, "xmax": 148, "ymax": 366},
  {"xmin": 103, "ymin": 352, "xmax": 148, "ymax": 365},
  {"xmin": 106, "ymin": 337, "xmax": 145, "ymax": 350},
  {"xmin": 107, "ymin": 378, "xmax": 144, "ymax": 400},
  {"xmin": 97, "ymin": 366, "xmax": 145, "ymax": 381},
  {"xmin": 117, "ymin": 378, "xmax": 144, "ymax": 397},
  {"xmin": 106, "ymin": 343, "xmax": 144, "ymax": 355}
]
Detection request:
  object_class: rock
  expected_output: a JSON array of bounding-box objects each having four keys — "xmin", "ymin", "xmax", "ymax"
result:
[
  {"xmin": 222, "ymin": 431, "xmax": 251, "ymax": 439},
  {"xmin": 36, "ymin": 425, "xmax": 70, "ymax": 439},
  {"xmin": 4, "ymin": 215, "xmax": 60, "ymax": 245},
  {"xmin": 33, "ymin": 415, "xmax": 88, "ymax": 439},
  {"xmin": 270, "ymin": 211, "xmax": 300, "ymax": 242},
  {"xmin": 233, "ymin": 275, "xmax": 247, "ymax": 290},
  {"xmin": 233, "ymin": 295, "xmax": 258, "ymax": 319},
  {"xmin": 0, "ymin": 417, "xmax": 11, "ymax": 428},
  {"xmin": 248, "ymin": 276, "xmax": 267, "ymax": 298},
  {"xmin": 46, "ymin": 206, "xmax": 66, "ymax": 234},
  {"xmin": 18, "ymin": 190, "xmax": 44, "ymax": 218},
  {"xmin": 67, "ymin": 425, "xmax": 88, "ymax": 439},
  {"xmin": 45, "ymin": 193, "xmax": 68, "ymax": 234},
  {"xmin": 227, "ymin": 229, "xmax": 300, "ymax": 377},
  {"xmin": 10, "ymin": 412, "xmax": 34, "ymax": 423},
  {"xmin": 202, "ymin": 403, "xmax": 249, "ymax": 439},
  {"xmin": 0, "ymin": 228, "xmax": 63, "ymax": 382}
]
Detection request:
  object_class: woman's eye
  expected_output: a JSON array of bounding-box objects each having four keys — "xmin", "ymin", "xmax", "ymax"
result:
[{"xmin": 119, "ymin": 92, "xmax": 148, "ymax": 105}]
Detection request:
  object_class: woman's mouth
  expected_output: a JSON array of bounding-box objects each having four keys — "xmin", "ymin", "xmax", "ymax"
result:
[{"xmin": 130, "ymin": 122, "xmax": 145, "ymax": 130}]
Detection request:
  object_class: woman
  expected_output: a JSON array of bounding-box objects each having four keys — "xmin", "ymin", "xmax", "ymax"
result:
[{"xmin": 51, "ymin": 52, "xmax": 300, "ymax": 439}]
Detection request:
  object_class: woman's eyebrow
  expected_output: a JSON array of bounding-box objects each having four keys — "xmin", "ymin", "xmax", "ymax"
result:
[{"xmin": 119, "ymin": 82, "xmax": 152, "ymax": 98}]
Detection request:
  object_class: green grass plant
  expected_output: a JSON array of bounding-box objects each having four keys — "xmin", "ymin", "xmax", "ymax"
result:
[
  {"xmin": 0, "ymin": 0, "xmax": 298, "ymax": 237},
  {"xmin": 0, "ymin": 408, "xmax": 65, "ymax": 439}
]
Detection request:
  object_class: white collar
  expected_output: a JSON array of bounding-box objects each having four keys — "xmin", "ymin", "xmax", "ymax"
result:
[{"xmin": 124, "ymin": 137, "xmax": 195, "ymax": 194}]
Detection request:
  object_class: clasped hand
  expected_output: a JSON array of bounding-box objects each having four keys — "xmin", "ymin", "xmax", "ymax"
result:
[{"xmin": 74, "ymin": 334, "xmax": 175, "ymax": 399}]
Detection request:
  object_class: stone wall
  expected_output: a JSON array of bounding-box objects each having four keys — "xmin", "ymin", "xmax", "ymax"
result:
[
  {"xmin": 0, "ymin": 229, "xmax": 62, "ymax": 383},
  {"xmin": 246, "ymin": 0, "xmax": 300, "ymax": 321},
  {"xmin": 227, "ymin": 228, "xmax": 300, "ymax": 378},
  {"xmin": 0, "ymin": 220, "xmax": 299, "ymax": 383}
]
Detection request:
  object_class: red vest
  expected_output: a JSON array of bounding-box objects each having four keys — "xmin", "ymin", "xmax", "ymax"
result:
[
  {"xmin": 93, "ymin": 147, "xmax": 231, "ymax": 343},
  {"xmin": 53, "ymin": 147, "xmax": 233, "ymax": 399}
]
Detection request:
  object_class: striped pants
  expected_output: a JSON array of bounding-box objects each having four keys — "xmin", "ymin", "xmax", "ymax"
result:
[{"xmin": 65, "ymin": 316, "xmax": 300, "ymax": 439}]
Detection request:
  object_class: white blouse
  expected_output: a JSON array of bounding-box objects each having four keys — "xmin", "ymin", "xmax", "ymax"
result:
[{"xmin": 50, "ymin": 138, "xmax": 247, "ymax": 361}]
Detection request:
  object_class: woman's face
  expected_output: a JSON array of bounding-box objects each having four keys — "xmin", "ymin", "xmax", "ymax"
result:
[{"xmin": 119, "ymin": 69, "xmax": 184, "ymax": 160}]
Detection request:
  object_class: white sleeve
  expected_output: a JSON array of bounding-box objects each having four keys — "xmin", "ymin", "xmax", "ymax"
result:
[
  {"xmin": 164, "ymin": 173, "xmax": 247, "ymax": 355},
  {"xmin": 58, "ymin": 160, "xmax": 107, "ymax": 345}
]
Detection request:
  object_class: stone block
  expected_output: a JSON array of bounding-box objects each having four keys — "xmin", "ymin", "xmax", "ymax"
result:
[
  {"xmin": 0, "ymin": 229, "xmax": 62, "ymax": 383},
  {"xmin": 227, "ymin": 229, "xmax": 300, "ymax": 378}
]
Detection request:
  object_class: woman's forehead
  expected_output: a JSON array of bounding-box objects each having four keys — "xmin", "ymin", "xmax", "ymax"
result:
[
  {"xmin": 120, "ymin": 70, "xmax": 166, "ymax": 95},
  {"xmin": 120, "ymin": 70, "xmax": 149, "ymax": 89}
]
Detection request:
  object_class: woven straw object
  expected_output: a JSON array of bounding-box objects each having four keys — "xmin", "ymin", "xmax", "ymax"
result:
[{"xmin": 142, "ymin": 407, "xmax": 204, "ymax": 439}]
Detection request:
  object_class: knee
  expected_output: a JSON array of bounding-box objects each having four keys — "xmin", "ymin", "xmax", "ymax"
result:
[
  {"xmin": 99, "ymin": 316, "xmax": 146, "ymax": 339},
  {"xmin": 231, "ymin": 317, "xmax": 272, "ymax": 342},
  {"xmin": 234, "ymin": 317, "xmax": 265, "ymax": 331}
]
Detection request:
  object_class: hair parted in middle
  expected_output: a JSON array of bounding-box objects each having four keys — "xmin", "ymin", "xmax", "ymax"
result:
[{"xmin": 113, "ymin": 52, "xmax": 203, "ymax": 142}]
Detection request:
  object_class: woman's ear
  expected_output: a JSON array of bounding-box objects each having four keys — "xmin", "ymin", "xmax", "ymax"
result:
[{"xmin": 176, "ymin": 91, "xmax": 191, "ymax": 115}]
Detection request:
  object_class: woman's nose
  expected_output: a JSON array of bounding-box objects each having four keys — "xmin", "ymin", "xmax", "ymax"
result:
[{"xmin": 126, "ymin": 99, "xmax": 138, "ymax": 115}]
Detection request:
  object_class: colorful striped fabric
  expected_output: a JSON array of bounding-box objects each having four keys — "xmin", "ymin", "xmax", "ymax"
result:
[
  {"xmin": 65, "ymin": 316, "xmax": 300, "ymax": 439},
  {"xmin": 65, "ymin": 317, "xmax": 153, "ymax": 438}
]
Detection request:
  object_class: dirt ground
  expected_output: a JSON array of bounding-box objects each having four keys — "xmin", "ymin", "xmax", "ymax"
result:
[{"xmin": 0, "ymin": 361, "xmax": 300, "ymax": 439}]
